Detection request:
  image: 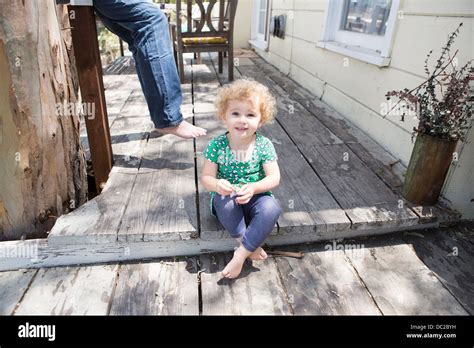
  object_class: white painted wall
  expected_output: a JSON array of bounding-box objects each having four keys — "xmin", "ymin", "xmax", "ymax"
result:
[
  {"xmin": 234, "ymin": 0, "xmax": 253, "ymax": 48},
  {"xmin": 251, "ymin": 0, "xmax": 474, "ymax": 219}
]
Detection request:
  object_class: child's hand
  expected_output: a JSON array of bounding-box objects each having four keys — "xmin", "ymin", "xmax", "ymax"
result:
[
  {"xmin": 216, "ymin": 179, "xmax": 234, "ymax": 196},
  {"xmin": 235, "ymin": 184, "xmax": 255, "ymax": 204}
]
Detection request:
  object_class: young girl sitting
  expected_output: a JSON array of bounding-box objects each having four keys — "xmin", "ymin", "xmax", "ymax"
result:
[{"xmin": 200, "ymin": 78, "xmax": 283, "ymax": 279}]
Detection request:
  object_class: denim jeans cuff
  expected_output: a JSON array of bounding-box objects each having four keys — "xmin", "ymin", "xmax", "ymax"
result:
[
  {"xmin": 229, "ymin": 231, "xmax": 243, "ymax": 239},
  {"xmin": 153, "ymin": 116, "xmax": 183, "ymax": 129},
  {"xmin": 241, "ymin": 240, "xmax": 257, "ymax": 253}
]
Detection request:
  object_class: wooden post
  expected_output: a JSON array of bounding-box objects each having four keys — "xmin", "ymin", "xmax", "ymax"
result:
[{"xmin": 69, "ymin": 5, "xmax": 113, "ymax": 192}]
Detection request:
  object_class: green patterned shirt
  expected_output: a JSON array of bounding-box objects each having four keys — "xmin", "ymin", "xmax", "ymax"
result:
[{"xmin": 203, "ymin": 131, "xmax": 278, "ymax": 217}]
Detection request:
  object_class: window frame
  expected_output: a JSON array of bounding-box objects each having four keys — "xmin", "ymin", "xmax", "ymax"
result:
[
  {"xmin": 317, "ymin": 0, "xmax": 400, "ymax": 67},
  {"xmin": 249, "ymin": 0, "xmax": 271, "ymax": 51}
]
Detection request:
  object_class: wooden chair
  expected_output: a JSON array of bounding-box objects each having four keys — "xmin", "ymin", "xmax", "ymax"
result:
[{"xmin": 170, "ymin": 0, "xmax": 238, "ymax": 83}]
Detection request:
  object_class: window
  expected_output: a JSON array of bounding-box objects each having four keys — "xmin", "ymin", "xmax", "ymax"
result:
[
  {"xmin": 342, "ymin": 0, "xmax": 392, "ymax": 36},
  {"xmin": 250, "ymin": 0, "xmax": 270, "ymax": 50},
  {"xmin": 317, "ymin": 0, "xmax": 400, "ymax": 66},
  {"xmin": 258, "ymin": 0, "xmax": 267, "ymax": 36}
]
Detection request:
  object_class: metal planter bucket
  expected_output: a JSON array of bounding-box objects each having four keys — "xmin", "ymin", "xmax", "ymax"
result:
[{"xmin": 402, "ymin": 133, "xmax": 458, "ymax": 205}]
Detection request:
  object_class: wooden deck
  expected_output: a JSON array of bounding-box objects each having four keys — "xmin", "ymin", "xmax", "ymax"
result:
[
  {"xmin": 0, "ymin": 50, "xmax": 463, "ymax": 271},
  {"xmin": 1, "ymin": 223, "xmax": 472, "ymax": 315}
]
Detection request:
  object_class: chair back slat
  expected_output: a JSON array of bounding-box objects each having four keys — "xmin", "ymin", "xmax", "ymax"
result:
[
  {"xmin": 176, "ymin": 0, "xmax": 182, "ymax": 39},
  {"xmin": 176, "ymin": 0, "xmax": 237, "ymax": 37},
  {"xmin": 218, "ymin": 0, "xmax": 225, "ymax": 31},
  {"xmin": 186, "ymin": 0, "xmax": 193, "ymax": 33},
  {"xmin": 171, "ymin": 1, "xmax": 239, "ymax": 83},
  {"xmin": 194, "ymin": 1, "xmax": 207, "ymax": 32},
  {"xmin": 204, "ymin": 0, "xmax": 218, "ymax": 33}
]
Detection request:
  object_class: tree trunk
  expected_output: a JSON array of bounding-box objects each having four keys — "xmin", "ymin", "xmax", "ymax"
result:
[{"xmin": 0, "ymin": 0, "xmax": 87, "ymax": 240}]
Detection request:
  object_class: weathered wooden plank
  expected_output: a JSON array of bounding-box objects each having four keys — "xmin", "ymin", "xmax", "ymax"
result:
[
  {"xmin": 117, "ymin": 66, "xmax": 198, "ymax": 242},
  {"xmin": 5, "ymin": 229, "xmax": 471, "ymax": 316},
  {"xmin": 106, "ymin": 84, "xmax": 153, "ymax": 173},
  {"xmin": 200, "ymin": 253, "xmax": 292, "ymax": 315},
  {"xmin": 402, "ymin": 226, "xmax": 474, "ymax": 314},
  {"xmin": 251, "ymin": 58, "xmax": 405, "ymax": 189},
  {"xmin": 346, "ymin": 235, "xmax": 469, "ymax": 315},
  {"xmin": 0, "ymin": 223, "xmax": 440, "ymax": 272},
  {"xmin": 192, "ymin": 64, "xmax": 220, "ymax": 114},
  {"xmin": 103, "ymin": 73, "xmax": 141, "ymax": 90},
  {"xmin": 109, "ymin": 115, "xmax": 152, "ymax": 173},
  {"xmin": 48, "ymin": 168, "xmax": 136, "ymax": 245},
  {"xmin": 52, "ymin": 60, "xmax": 196, "ymax": 244},
  {"xmin": 109, "ymin": 257, "xmax": 199, "ymax": 315},
  {"xmin": 274, "ymin": 243, "xmax": 381, "ymax": 315},
  {"xmin": 257, "ymin": 121, "xmax": 351, "ymax": 236},
  {"xmin": 237, "ymin": 64, "xmax": 419, "ymax": 231},
  {"xmin": 104, "ymin": 75, "xmax": 140, "ymax": 119},
  {"xmin": 116, "ymin": 168, "xmax": 198, "ymax": 243},
  {"xmin": 80, "ymin": 107, "xmax": 150, "ymax": 166},
  {"xmin": 207, "ymin": 51, "xmax": 246, "ymax": 85},
  {"xmin": 180, "ymin": 79, "xmax": 194, "ymax": 119},
  {"xmin": 118, "ymin": 89, "xmax": 151, "ymax": 118},
  {"xmin": 14, "ymin": 264, "xmax": 118, "ymax": 315},
  {"xmin": 0, "ymin": 238, "xmax": 236, "ymax": 272},
  {"xmin": 103, "ymin": 56, "xmax": 137, "ymax": 75},
  {"xmin": 82, "ymin": 76, "xmax": 146, "ymax": 156},
  {"xmin": 0, "ymin": 269, "xmax": 37, "ymax": 315},
  {"xmin": 409, "ymin": 202, "xmax": 462, "ymax": 224},
  {"xmin": 251, "ymin": 58, "xmax": 461, "ymax": 225},
  {"xmin": 50, "ymin": 88, "xmax": 151, "ymax": 244}
]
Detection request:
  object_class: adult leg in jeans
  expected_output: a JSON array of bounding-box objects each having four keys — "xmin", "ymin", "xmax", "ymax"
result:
[{"xmin": 93, "ymin": 0, "xmax": 207, "ymax": 139}]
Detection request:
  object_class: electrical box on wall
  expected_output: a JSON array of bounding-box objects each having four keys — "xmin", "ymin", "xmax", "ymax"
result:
[{"xmin": 270, "ymin": 15, "xmax": 286, "ymax": 39}]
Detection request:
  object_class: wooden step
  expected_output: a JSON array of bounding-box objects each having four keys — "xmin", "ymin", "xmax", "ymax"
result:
[
  {"xmin": 0, "ymin": 220, "xmax": 440, "ymax": 272},
  {"xmin": 46, "ymin": 53, "xmax": 460, "ymax": 255}
]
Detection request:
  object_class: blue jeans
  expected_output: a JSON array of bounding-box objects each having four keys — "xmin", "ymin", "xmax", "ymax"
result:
[
  {"xmin": 93, "ymin": 0, "xmax": 183, "ymax": 129},
  {"xmin": 213, "ymin": 193, "xmax": 283, "ymax": 252}
]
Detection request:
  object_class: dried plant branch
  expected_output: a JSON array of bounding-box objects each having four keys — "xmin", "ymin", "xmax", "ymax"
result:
[{"xmin": 384, "ymin": 23, "xmax": 473, "ymax": 143}]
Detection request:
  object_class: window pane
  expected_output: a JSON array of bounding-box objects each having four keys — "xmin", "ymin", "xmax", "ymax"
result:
[
  {"xmin": 342, "ymin": 0, "xmax": 392, "ymax": 36},
  {"xmin": 258, "ymin": 10, "xmax": 266, "ymax": 34}
]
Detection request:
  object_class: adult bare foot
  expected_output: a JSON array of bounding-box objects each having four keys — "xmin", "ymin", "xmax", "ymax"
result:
[
  {"xmin": 249, "ymin": 247, "xmax": 268, "ymax": 261},
  {"xmin": 156, "ymin": 120, "xmax": 207, "ymax": 139},
  {"xmin": 221, "ymin": 245, "xmax": 251, "ymax": 279}
]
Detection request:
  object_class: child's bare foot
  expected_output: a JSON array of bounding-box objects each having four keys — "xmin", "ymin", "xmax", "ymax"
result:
[
  {"xmin": 156, "ymin": 120, "xmax": 207, "ymax": 139},
  {"xmin": 221, "ymin": 245, "xmax": 251, "ymax": 279},
  {"xmin": 249, "ymin": 247, "xmax": 268, "ymax": 261},
  {"xmin": 235, "ymin": 237, "xmax": 267, "ymax": 261}
]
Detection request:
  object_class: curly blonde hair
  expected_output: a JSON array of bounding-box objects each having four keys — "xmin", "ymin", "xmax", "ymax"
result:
[{"xmin": 214, "ymin": 78, "xmax": 277, "ymax": 125}]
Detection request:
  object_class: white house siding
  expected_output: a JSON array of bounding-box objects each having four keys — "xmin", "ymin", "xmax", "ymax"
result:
[
  {"xmin": 234, "ymin": 0, "xmax": 253, "ymax": 48},
  {"xmin": 250, "ymin": 0, "xmax": 474, "ymax": 219}
]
